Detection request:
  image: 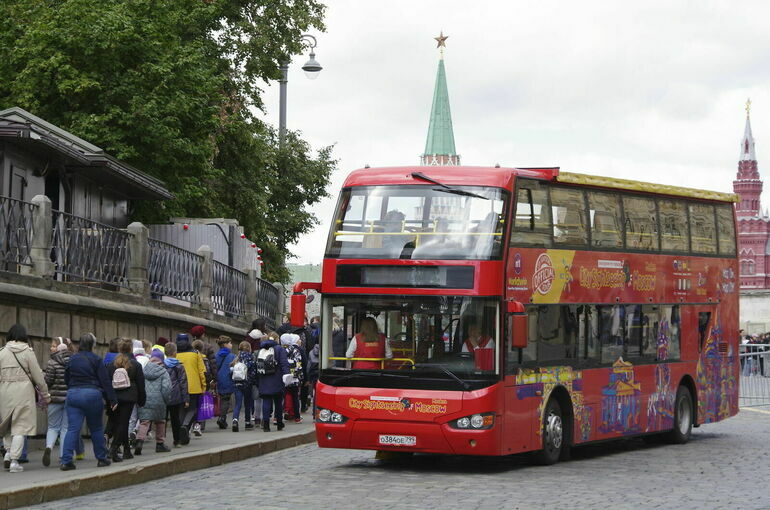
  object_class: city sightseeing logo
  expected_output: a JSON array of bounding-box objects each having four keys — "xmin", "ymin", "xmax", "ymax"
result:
[{"xmin": 533, "ymin": 253, "xmax": 555, "ymax": 295}]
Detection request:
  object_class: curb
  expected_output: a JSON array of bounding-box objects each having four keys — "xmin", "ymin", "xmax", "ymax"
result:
[{"xmin": 0, "ymin": 430, "xmax": 316, "ymax": 509}]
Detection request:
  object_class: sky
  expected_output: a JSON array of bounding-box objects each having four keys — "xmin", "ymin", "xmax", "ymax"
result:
[{"xmin": 257, "ymin": 0, "xmax": 770, "ymax": 265}]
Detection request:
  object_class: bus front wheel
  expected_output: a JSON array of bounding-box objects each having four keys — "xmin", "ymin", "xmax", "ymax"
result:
[
  {"xmin": 667, "ymin": 386, "xmax": 693, "ymax": 444},
  {"xmin": 533, "ymin": 399, "xmax": 563, "ymax": 465}
]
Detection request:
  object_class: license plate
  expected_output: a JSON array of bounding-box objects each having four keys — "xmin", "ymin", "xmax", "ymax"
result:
[{"xmin": 378, "ymin": 434, "xmax": 416, "ymax": 446}]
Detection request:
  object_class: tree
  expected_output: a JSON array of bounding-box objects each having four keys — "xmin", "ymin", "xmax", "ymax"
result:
[{"xmin": 0, "ymin": 0, "xmax": 335, "ymax": 282}]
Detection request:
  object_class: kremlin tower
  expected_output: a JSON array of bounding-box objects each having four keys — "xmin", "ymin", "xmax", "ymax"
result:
[
  {"xmin": 733, "ymin": 100, "xmax": 770, "ymax": 290},
  {"xmin": 421, "ymin": 32, "xmax": 460, "ymax": 166}
]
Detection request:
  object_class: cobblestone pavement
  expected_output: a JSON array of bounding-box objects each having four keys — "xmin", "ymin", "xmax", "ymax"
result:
[{"xmin": 26, "ymin": 409, "xmax": 770, "ymax": 510}]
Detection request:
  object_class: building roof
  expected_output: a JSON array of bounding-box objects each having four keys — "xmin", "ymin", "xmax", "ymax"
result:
[
  {"xmin": 423, "ymin": 58, "xmax": 457, "ymax": 158},
  {"xmin": 0, "ymin": 107, "xmax": 173, "ymax": 200}
]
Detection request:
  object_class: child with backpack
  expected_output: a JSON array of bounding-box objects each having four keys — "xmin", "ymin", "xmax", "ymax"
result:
[
  {"xmin": 230, "ymin": 342, "xmax": 256, "ymax": 431},
  {"xmin": 255, "ymin": 332, "xmax": 289, "ymax": 432},
  {"xmin": 107, "ymin": 339, "xmax": 146, "ymax": 462},
  {"xmin": 214, "ymin": 336, "xmax": 236, "ymax": 430},
  {"xmin": 280, "ymin": 333, "xmax": 306, "ymax": 423},
  {"xmin": 162, "ymin": 343, "xmax": 189, "ymax": 447}
]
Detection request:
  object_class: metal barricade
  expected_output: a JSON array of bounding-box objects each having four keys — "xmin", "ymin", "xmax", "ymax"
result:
[{"xmin": 739, "ymin": 344, "xmax": 770, "ymax": 407}]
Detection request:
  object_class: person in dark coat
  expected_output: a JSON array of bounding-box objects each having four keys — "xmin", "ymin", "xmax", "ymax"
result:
[
  {"xmin": 107, "ymin": 338, "xmax": 146, "ymax": 462},
  {"xmin": 214, "ymin": 336, "xmax": 236, "ymax": 429},
  {"xmin": 256, "ymin": 332, "xmax": 290, "ymax": 432},
  {"xmin": 61, "ymin": 333, "xmax": 116, "ymax": 470},
  {"xmin": 163, "ymin": 342, "xmax": 189, "ymax": 446},
  {"xmin": 332, "ymin": 316, "xmax": 347, "ymax": 368},
  {"xmin": 43, "ymin": 337, "xmax": 83, "ymax": 466}
]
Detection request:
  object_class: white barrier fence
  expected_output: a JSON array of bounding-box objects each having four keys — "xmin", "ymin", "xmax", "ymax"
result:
[{"xmin": 740, "ymin": 344, "xmax": 770, "ymax": 407}]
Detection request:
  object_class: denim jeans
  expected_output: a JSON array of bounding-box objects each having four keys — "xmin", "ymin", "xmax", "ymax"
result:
[
  {"xmin": 62, "ymin": 387, "xmax": 107, "ymax": 464},
  {"xmin": 233, "ymin": 385, "xmax": 253, "ymax": 423},
  {"xmin": 47, "ymin": 403, "xmax": 85, "ymax": 458}
]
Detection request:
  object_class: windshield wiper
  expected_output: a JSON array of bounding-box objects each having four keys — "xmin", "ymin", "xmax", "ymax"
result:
[
  {"xmin": 413, "ymin": 363, "xmax": 470, "ymax": 391},
  {"xmin": 432, "ymin": 187, "xmax": 489, "ymax": 200},
  {"xmin": 329, "ymin": 370, "xmax": 409, "ymax": 384},
  {"xmin": 411, "ymin": 171, "xmax": 489, "ymax": 200},
  {"xmin": 411, "ymin": 171, "xmax": 451, "ymax": 189}
]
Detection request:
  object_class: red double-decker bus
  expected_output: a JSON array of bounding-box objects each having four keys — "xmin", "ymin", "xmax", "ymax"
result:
[{"xmin": 292, "ymin": 166, "xmax": 739, "ymax": 464}]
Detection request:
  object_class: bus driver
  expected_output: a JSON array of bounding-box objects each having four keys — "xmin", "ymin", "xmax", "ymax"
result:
[
  {"xmin": 461, "ymin": 320, "xmax": 495, "ymax": 370},
  {"xmin": 346, "ymin": 317, "xmax": 393, "ymax": 369}
]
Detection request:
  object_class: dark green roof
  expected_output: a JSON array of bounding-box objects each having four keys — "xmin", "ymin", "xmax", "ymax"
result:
[{"xmin": 423, "ymin": 59, "xmax": 457, "ymax": 157}]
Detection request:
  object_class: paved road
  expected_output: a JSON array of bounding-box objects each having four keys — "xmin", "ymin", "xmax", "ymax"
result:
[{"xmin": 26, "ymin": 409, "xmax": 770, "ymax": 510}]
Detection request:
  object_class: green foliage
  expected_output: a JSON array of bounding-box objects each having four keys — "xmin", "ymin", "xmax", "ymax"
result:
[{"xmin": 0, "ymin": 0, "xmax": 334, "ymax": 282}]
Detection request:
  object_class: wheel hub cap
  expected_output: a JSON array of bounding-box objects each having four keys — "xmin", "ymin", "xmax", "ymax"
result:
[{"xmin": 546, "ymin": 412, "xmax": 563, "ymax": 449}]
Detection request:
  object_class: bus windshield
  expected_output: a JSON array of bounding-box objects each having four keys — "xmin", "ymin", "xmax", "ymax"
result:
[
  {"xmin": 326, "ymin": 185, "xmax": 508, "ymax": 260},
  {"xmin": 321, "ymin": 295, "xmax": 500, "ymax": 386}
]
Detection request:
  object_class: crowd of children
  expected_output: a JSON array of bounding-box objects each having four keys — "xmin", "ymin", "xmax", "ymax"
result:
[{"xmin": 0, "ymin": 318, "xmax": 314, "ymax": 472}]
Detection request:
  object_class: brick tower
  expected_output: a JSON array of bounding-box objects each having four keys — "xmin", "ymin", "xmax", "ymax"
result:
[{"xmin": 733, "ymin": 99, "xmax": 770, "ymax": 289}]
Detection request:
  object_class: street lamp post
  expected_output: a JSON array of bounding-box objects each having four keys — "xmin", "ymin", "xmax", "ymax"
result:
[{"xmin": 278, "ymin": 34, "xmax": 322, "ymax": 149}]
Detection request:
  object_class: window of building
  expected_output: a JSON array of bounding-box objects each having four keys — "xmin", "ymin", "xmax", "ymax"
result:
[
  {"xmin": 659, "ymin": 199, "xmax": 689, "ymax": 252},
  {"xmin": 588, "ymin": 191, "xmax": 623, "ymax": 249},
  {"xmin": 623, "ymin": 196, "xmax": 659, "ymax": 251},
  {"xmin": 551, "ymin": 187, "xmax": 588, "ymax": 246},
  {"xmin": 715, "ymin": 204, "xmax": 736, "ymax": 256},
  {"xmin": 689, "ymin": 203, "xmax": 717, "ymax": 254}
]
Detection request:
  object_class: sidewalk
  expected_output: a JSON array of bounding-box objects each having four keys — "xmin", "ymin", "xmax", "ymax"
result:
[{"xmin": 0, "ymin": 421, "xmax": 316, "ymax": 510}]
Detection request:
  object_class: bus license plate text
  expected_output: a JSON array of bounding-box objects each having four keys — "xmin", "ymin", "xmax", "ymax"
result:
[{"xmin": 379, "ymin": 434, "xmax": 416, "ymax": 446}]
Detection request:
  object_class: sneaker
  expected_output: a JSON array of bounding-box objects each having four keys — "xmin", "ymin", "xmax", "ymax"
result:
[
  {"xmin": 9, "ymin": 460, "xmax": 22, "ymax": 473},
  {"xmin": 232, "ymin": 419, "xmax": 239, "ymax": 432},
  {"xmin": 60, "ymin": 462, "xmax": 77, "ymax": 471},
  {"xmin": 262, "ymin": 423, "xmax": 270, "ymax": 432},
  {"xmin": 122, "ymin": 450, "xmax": 134, "ymax": 460},
  {"xmin": 192, "ymin": 423, "xmax": 202, "ymax": 437},
  {"xmin": 4, "ymin": 452, "xmax": 10, "ymax": 470},
  {"xmin": 97, "ymin": 459, "xmax": 111, "ymax": 468},
  {"xmin": 43, "ymin": 447, "xmax": 51, "ymax": 467},
  {"xmin": 155, "ymin": 443, "xmax": 171, "ymax": 453},
  {"xmin": 75, "ymin": 453, "xmax": 85, "ymax": 461},
  {"xmin": 217, "ymin": 418, "xmax": 227, "ymax": 430},
  {"xmin": 277, "ymin": 422, "xmax": 285, "ymax": 431},
  {"xmin": 244, "ymin": 422, "xmax": 254, "ymax": 430},
  {"xmin": 294, "ymin": 417, "xmax": 303, "ymax": 424},
  {"xmin": 128, "ymin": 431, "xmax": 136, "ymax": 447}
]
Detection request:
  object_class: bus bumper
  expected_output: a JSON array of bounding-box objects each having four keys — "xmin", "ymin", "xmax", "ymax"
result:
[{"xmin": 316, "ymin": 420, "xmax": 501, "ymax": 456}]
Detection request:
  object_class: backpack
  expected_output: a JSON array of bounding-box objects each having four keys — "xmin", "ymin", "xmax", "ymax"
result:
[
  {"xmin": 286, "ymin": 345, "xmax": 304, "ymax": 382},
  {"xmin": 112, "ymin": 367, "xmax": 131, "ymax": 389},
  {"xmin": 256, "ymin": 347, "xmax": 277, "ymax": 376},
  {"xmin": 232, "ymin": 361, "xmax": 248, "ymax": 381}
]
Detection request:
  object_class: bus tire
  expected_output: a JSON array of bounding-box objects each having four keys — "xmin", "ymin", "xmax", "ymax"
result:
[
  {"xmin": 533, "ymin": 399, "xmax": 563, "ymax": 465},
  {"xmin": 667, "ymin": 386, "xmax": 693, "ymax": 444}
]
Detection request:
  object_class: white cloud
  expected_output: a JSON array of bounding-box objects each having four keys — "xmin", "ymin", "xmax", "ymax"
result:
[{"xmin": 255, "ymin": 0, "xmax": 770, "ymax": 264}]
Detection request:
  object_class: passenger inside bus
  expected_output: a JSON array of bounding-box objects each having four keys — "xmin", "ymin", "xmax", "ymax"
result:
[
  {"xmin": 346, "ymin": 317, "xmax": 393, "ymax": 369},
  {"xmin": 461, "ymin": 320, "xmax": 495, "ymax": 370}
]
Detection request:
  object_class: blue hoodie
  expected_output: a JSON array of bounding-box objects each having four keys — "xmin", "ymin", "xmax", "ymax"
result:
[
  {"xmin": 215, "ymin": 347, "xmax": 236, "ymax": 394},
  {"xmin": 104, "ymin": 352, "xmax": 118, "ymax": 366}
]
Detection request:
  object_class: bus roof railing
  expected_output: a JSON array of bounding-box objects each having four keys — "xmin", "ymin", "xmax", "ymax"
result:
[{"xmin": 556, "ymin": 172, "xmax": 739, "ymax": 203}]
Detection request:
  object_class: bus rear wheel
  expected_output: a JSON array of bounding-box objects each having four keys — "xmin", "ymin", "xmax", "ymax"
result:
[
  {"xmin": 533, "ymin": 399, "xmax": 563, "ymax": 465},
  {"xmin": 667, "ymin": 386, "xmax": 693, "ymax": 444}
]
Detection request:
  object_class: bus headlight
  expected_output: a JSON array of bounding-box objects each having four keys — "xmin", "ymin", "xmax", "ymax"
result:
[
  {"xmin": 450, "ymin": 413, "xmax": 495, "ymax": 430},
  {"xmin": 317, "ymin": 408, "xmax": 348, "ymax": 423}
]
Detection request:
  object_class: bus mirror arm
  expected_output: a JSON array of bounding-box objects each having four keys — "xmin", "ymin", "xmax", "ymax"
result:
[
  {"xmin": 291, "ymin": 282, "xmax": 322, "ymax": 327},
  {"xmin": 507, "ymin": 301, "xmax": 528, "ymax": 349}
]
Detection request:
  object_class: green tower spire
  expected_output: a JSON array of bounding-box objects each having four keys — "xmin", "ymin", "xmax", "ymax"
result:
[{"xmin": 422, "ymin": 32, "xmax": 460, "ymax": 166}]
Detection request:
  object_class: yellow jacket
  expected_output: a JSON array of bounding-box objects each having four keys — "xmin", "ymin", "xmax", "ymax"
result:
[{"xmin": 178, "ymin": 351, "xmax": 207, "ymax": 395}]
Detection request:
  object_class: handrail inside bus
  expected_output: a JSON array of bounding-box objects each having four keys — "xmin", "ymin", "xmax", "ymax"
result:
[{"xmin": 327, "ymin": 356, "xmax": 415, "ymax": 368}]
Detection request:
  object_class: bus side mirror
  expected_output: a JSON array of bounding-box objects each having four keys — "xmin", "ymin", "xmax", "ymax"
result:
[
  {"xmin": 506, "ymin": 301, "xmax": 528, "ymax": 349},
  {"xmin": 290, "ymin": 293, "xmax": 306, "ymax": 327}
]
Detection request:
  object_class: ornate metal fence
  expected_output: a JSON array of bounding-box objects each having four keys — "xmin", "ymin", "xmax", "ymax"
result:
[
  {"xmin": 212, "ymin": 260, "xmax": 247, "ymax": 316},
  {"xmin": 0, "ymin": 196, "xmax": 36, "ymax": 271},
  {"xmin": 148, "ymin": 238, "xmax": 203, "ymax": 304},
  {"xmin": 256, "ymin": 277, "xmax": 280, "ymax": 329},
  {"xmin": 51, "ymin": 211, "xmax": 130, "ymax": 288}
]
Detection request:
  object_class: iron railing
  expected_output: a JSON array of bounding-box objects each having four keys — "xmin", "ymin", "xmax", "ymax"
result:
[
  {"xmin": 212, "ymin": 260, "xmax": 247, "ymax": 316},
  {"xmin": 51, "ymin": 210, "xmax": 130, "ymax": 287},
  {"xmin": 148, "ymin": 238, "xmax": 203, "ymax": 304},
  {"xmin": 0, "ymin": 196, "xmax": 36, "ymax": 271},
  {"xmin": 740, "ymin": 344, "xmax": 770, "ymax": 408},
  {"xmin": 256, "ymin": 277, "xmax": 280, "ymax": 329}
]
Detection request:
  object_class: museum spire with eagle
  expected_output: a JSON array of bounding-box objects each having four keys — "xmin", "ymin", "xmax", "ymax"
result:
[{"xmin": 421, "ymin": 31, "xmax": 460, "ymax": 166}]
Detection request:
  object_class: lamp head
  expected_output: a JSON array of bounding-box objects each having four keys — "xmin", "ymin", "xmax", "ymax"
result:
[{"xmin": 302, "ymin": 51, "xmax": 322, "ymax": 80}]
